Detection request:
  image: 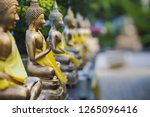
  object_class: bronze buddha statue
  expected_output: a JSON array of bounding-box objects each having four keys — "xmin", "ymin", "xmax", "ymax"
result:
[
  {"xmin": 75, "ymin": 13, "xmax": 90, "ymax": 65},
  {"xmin": 83, "ymin": 18, "xmax": 100, "ymax": 59},
  {"xmin": 48, "ymin": 1, "xmax": 79, "ymax": 86},
  {"xmin": 0, "ymin": 0, "xmax": 42, "ymax": 100},
  {"xmin": 64, "ymin": 7, "xmax": 76, "ymax": 47},
  {"xmin": 63, "ymin": 9, "xmax": 85, "ymax": 68},
  {"xmin": 25, "ymin": 0, "xmax": 68, "ymax": 99}
]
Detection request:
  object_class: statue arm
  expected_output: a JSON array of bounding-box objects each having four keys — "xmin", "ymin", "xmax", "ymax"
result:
[
  {"xmin": 35, "ymin": 49, "xmax": 50, "ymax": 60},
  {"xmin": 0, "ymin": 71, "xmax": 12, "ymax": 81}
]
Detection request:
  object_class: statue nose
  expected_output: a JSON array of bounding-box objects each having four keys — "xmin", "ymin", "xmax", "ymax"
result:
[
  {"xmin": 15, "ymin": 14, "xmax": 20, "ymax": 21},
  {"xmin": 43, "ymin": 19, "xmax": 46, "ymax": 24}
]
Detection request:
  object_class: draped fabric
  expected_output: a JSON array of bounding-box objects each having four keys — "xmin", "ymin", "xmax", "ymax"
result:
[
  {"xmin": 34, "ymin": 31, "xmax": 68, "ymax": 84},
  {"xmin": 0, "ymin": 32, "xmax": 27, "ymax": 90}
]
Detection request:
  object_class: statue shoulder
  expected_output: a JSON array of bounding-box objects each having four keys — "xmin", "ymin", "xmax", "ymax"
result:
[
  {"xmin": 26, "ymin": 30, "xmax": 36, "ymax": 42},
  {"xmin": 0, "ymin": 33, "xmax": 10, "ymax": 44},
  {"xmin": 49, "ymin": 29, "xmax": 57, "ymax": 38}
]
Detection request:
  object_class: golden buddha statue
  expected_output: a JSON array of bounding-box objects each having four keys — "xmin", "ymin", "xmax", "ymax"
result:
[
  {"xmin": 64, "ymin": 7, "xmax": 76, "ymax": 47},
  {"xmin": 48, "ymin": 1, "xmax": 79, "ymax": 85},
  {"xmin": 25, "ymin": 0, "xmax": 68, "ymax": 100},
  {"xmin": 116, "ymin": 17, "xmax": 142, "ymax": 51},
  {"xmin": 65, "ymin": 12, "xmax": 88, "ymax": 66},
  {"xmin": 0, "ymin": 0, "xmax": 42, "ymax": 100},
  {"xmin": 82, "ymin": 18, "xmax": 100, "ymax": 60},
  {"xmin": 76, "ymin": 13, "xmax": 99, "ymax": 63},
  {"xmin": 63, "ymin": 8, "xmax": 85, "ymax": 69}
]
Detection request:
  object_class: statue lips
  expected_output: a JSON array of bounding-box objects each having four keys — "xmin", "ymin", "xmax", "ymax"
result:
[
  {"xmin": 40, "ymin": 22, "xmax": 45, "ymax": 28},
  {"xmin": 38, "ymin": 23, "xmax": 45, "ymax": 30},
  {"xmin": 13, "ymin": 22, "xmax": 17, "ymax": 27}
]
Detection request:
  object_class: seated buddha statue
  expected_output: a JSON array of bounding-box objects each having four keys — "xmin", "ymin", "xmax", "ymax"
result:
[
  {"xmin": 47, "ymin": 1, "xmax": 79, "ymax": 85},
  {"xmin": 63, "ymin": 9, "xmax": 85, "ymax": 68},
  {"xmin": 75, "ymin": 13, "xmax": 89, "ymax": 65},
  {"xmin": 25, "ymin": 0, "xmax": 68, "ymax": 99},
  {"xmin": 0, "ymin": 0, "xmax": 42, "ymax": 100},
  {"xmin": 83, "ymin": 19, "xmax": 100, "ymax": 60}
]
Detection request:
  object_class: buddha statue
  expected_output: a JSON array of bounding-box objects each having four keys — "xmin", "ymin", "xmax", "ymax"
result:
[
  {"xmin": 63, "ymin": 8, "xmax": 84, "ymax": 69},
  {"xmin": 25, "ymin": 0, "xmax": 68, "ymax": 99},
  {"xmin": 116, "ymin": 17, "xmax": 142, "ymax": 51},
  {"xmin": 48, "ymin": 1, "xmax": 79, "ymax": 85},
  {"xmin": 76, "ymin": 13, "xmax": 88, "ymax": 65},
  {"xmin": 76, "ymin": 13, "xmax": 84, "ymax": 36},
  {"xmin": 82, "ymin": 18, "xmax": 100, "ymax": 60},
  {"xmin": 64, "ymin": 7, "xmax": 76, "ymax": 48},
  {"xmin": 0, "ymin": 0, "xmax": 42, "ymax": 100}
]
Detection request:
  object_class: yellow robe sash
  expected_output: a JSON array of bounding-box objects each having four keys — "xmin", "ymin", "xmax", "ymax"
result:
[
  {"xmin": 56, "ymin": 33, "xmax": 80, "ymax": 67},
  {"xmin": 34, "ymin": 31, "xmax": 68, "ymax": 84},
  {"xmin": 0, "ymin": 32, "xmax": 27, "ymax": 90},
  {"xmin": 56, "ymin": 44, "xmax": 81, "ymax": 67},
  {"xmin": 62, "ymin": 31, "xmax": 87, "ymax": 64},
  {"xmin": 73, "ymin": 33, "xmax": 87, "ymax": 63}
]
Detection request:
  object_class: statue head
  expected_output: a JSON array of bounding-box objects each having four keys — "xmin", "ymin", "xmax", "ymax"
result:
[
  {"xmin": 26, "ymin": 0, "xmax": 45, "ymax": 30},
  {"xmin": 76, "ymin": 13, "xmax": 84, "ymax": 28},
  {"xmin": 64, "ymin": 7, "xmax": 76, "ymax": 29},
  {"xmin": 49, "ymin": 0, "xmax": 64, "ymax": 29},
  {"xmin": 0, "ymin": 0, "xmax": 19, "ymax": 30}
]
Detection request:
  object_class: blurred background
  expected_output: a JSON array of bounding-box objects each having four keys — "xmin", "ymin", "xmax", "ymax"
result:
[
  {"xmin": 15, "ymin": 0, "xmax": 150, "ymax": 100},
  {"xmin": 16, "ymin": 0, "xmax": 150, "ymax": 53}
]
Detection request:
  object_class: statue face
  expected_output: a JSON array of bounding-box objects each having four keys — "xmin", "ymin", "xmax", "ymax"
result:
[
  {"xmin": 34, "ymin": 14, "xmax": 45, "ymax": 30},
  {"xmin": 3, "ymin": 5, "xmax": 19, "ymax": 30},
  {"xmin": 55, "ymin": 16, "xmax": 64, "ymax": 29},
  {"xmin": 70, "ymin": 18, "xmax": 76, "ymax": 29}
]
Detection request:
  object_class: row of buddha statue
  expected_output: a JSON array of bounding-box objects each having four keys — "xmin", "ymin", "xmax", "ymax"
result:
[{"xmin": 0, "ymin": 0, "xmax": 99, "ymax": 100}]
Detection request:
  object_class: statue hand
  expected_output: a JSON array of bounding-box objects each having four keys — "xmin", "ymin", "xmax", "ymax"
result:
[{"xmin": 56, "ymin": 62, "xmax": 61, "ymax": 68}]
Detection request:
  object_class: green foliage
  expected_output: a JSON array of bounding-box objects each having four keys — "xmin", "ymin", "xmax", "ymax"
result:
[{"xmin": 39, "ymin": 0, "xmax": 54, "ymax": 18}]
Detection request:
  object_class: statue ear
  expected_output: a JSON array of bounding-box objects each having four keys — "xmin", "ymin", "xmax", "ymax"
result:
[{"xmin": 32, "ymin": 20, "xmax": 36, "ymax": 26}]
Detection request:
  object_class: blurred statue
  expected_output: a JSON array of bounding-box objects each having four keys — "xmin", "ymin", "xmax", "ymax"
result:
[
  {"xmin": 25, "ymin": 0, "xmax": 68, "ymax": 100},
  {"xmin": 0, "ymin": 0, "xmax": 42, "ymax": 100},
  {"xmin": 116, "ymin": 17, "xmax": 142, "ymax": 51},
  {"xmin": 48, "ymin": 1, "xmax": 79, "ymax": 85},
  {"xmin": 64, "ymin": 8, "xmax": 78, "ymax": 48},
  {"xmin": 76, "ymin": 13, "xmax": 89, "ymax": 65},
  {"xmin": 63, "ymin": 8, "xmax": 85, "ymax": 69},
  {"xmin": 83, "ymin": 18, "xmax": 100, "ymax": 60}
]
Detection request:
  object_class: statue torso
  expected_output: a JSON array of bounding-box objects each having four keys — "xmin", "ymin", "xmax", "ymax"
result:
[
  {"xmin": 35, "ymin": 32, "xmax": 43, "ymax": 50},
  {"xmin": 26, "ymin": 30, "xmax": 43, "ymax": 50},
  {"xmin": 49, "ymin": 29, "xmax": 62, "ymax": 46}
]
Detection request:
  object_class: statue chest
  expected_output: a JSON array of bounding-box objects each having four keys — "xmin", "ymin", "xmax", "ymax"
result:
[
  {"xmin": 0, "ymin": 35, "xmax": 12, "ymax": 59},
  {"xmin": 35, "ymin": 34, "xmax": 44, "ymax": 49},
  {"xmin": 55, "ymin": 32, "xmax": 62, "ymax": 44}
]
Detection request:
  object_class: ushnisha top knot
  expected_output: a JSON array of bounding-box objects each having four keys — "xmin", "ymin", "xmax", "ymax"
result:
[
  {"xmin": 0, "ymin": 0, "xmax": 18, "ymax": 14},
  {"xmin": 26, "ymin": 0, "xmax": 44, "ymax": 25},
  {"xmin": 49, "ymin": 0, "xmax": 63, "ymax": 25}
]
